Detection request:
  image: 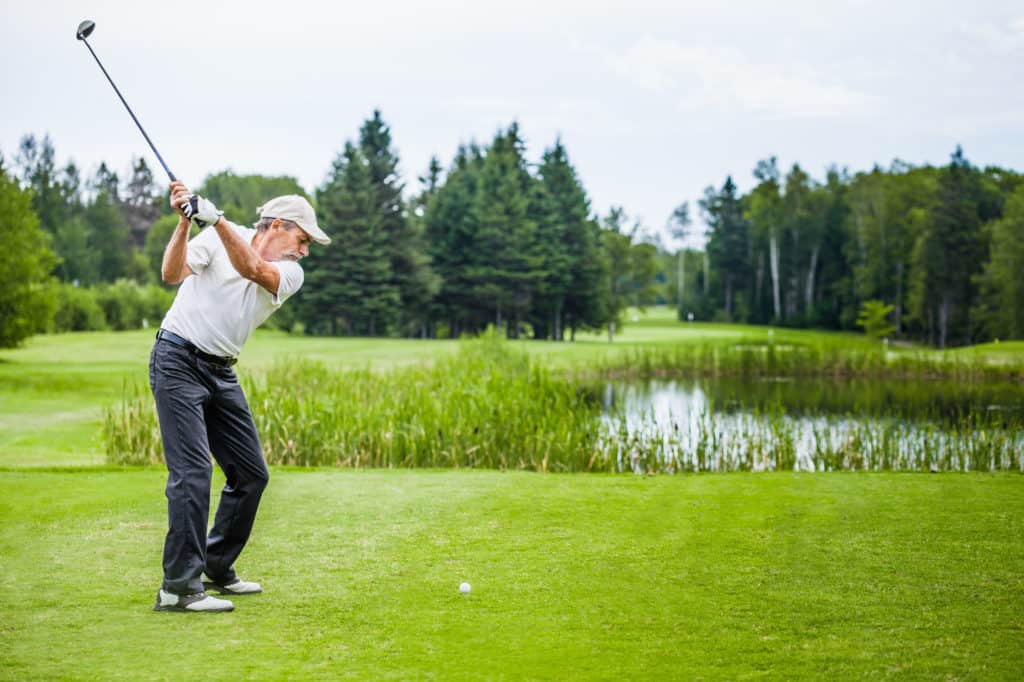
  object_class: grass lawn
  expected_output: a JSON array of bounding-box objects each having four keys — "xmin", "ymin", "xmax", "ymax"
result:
[
  {"xmin": 2, "ymin": 311, "xmax": 1023, "ymax": 678},
  {"xmin": 1, "ymin": 469, "xmax": 1022, "ymax": 680}
]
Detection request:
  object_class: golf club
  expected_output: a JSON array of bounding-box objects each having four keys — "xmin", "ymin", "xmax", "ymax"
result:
[{"xmin": 75, "ymin": 19, "xmax": 177, "ymax": 182}]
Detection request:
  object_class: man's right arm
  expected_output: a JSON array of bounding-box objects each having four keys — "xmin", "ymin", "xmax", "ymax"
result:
[
  {"xmin": 161, "ymin": 181, "xmax": 197, "ymax": 284},
  {"xmin": 161, "ymin": 217, "xmax": 194, "ymax": 284}
]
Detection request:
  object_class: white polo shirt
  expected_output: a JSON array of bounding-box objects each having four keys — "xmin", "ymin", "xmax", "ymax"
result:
[{"xmin": 160, "ymin": 221, "xmax": 304, "ymax": 357}]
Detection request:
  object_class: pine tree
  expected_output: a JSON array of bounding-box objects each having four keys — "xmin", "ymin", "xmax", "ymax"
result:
[
  {"xmin": 122, "ymin": 157, "xmax": 162, "ymax": 248},
  {"xmin": 85, "ymin": 165, "xmax": 132, "ymax": 282},
  {"xmin": 359, "ymin": 110, "xmax": 437, "ymax": 336},
  {"xmin": 15, "ymin": 134, "xmax": 65, "ymax": 236},
  {"xmin": 467, "ymin": 125, "xmax": 542, "ymax": 337},
  {"xmin": 814, "ymin": 168, "xmax": 854, "ymax": 329},
  {"xmin": 702, "ymin": 176, "xmax": 750, "ymax": 319},
  {"xmin": 304, "ymin": 143, "xmax": 399, "ymax": 335},
  {"xmin": 599, "ymin": 208, "xmax": 633, "ymax": 341},
  {"xmin": 909, "ymin": 147, "xmax": 985, "ymax": 347},
  {"xmin": 531, "ymin": 140, "xmax": 583, "ymax": 340},
  {"xmin": 14, "ymin": 135, "xmax": 97, "ymax": 283},
  {"xmin": 423, "ymin": 145, "xmax": 485, "ymax": 336}
]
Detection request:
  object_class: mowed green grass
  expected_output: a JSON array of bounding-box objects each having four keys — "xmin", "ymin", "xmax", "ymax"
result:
[
  {"xmin": 2, "ymin": 311, "xmax": 1023, "ymax": 678},
  {"xmin": 1, "ymin": 469, "xmax": 1022, "ymax": 680}
]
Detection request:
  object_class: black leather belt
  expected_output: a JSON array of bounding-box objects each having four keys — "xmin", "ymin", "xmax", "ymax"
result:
[{"xmin": 156, "ymin": 329, "xmax": 237, "ymax": 367}]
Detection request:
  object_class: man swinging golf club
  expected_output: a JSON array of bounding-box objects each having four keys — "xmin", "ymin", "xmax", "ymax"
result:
[{"xmin": 151, "ymin": 182, "xmax": 330, "ymax": 612}]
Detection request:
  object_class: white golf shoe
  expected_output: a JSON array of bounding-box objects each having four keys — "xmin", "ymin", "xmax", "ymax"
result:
[
  {"xmin": 202, "ymin": 576, "xmax": 263, "ymax": 595},
  {"xmin": 153, "ymin": 589, "xmax": 234, "ymax": 613}
]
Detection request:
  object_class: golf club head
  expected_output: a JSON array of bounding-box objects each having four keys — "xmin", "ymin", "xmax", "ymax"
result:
[{"xmin": 76, "ymin": 20, "xmax": 95, "ymax": 41}]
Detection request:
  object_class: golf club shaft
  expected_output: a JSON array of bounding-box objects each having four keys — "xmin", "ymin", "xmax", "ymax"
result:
[{"xmin": 80, "ymin": 38, "xmax": 177, "ymax": 182}]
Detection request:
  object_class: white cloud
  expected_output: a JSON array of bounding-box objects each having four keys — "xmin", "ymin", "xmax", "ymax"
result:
[
  {"xmin": 609, "ymin": 36, "xmax": 879, "ymax": 119},
  {"xmin": 957, "ymin": 20, "xmax": 1024, "ymax": 53}
]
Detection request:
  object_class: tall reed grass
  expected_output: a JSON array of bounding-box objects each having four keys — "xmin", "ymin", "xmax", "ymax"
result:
[
  {"xmin": 583, "ymin": 340, "xmax": 1024, "ymax": 382},
  {"xmin": 105, "ymin": 332, "xmax": 611, "ymax": 471},
  {"xmin": 103, "ymin": 333, "xmax": 1023, "ymax": 472}
]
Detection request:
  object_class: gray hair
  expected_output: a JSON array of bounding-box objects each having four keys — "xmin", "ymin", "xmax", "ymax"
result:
[{"xmin": 254, "ymin": 216, "xmax": 300, "ymax": 233}]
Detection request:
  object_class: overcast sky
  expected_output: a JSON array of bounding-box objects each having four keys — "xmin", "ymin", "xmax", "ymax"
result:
[{"xmin": 3, "ymin": 0, "xmax": 1022, "ymax": 247}]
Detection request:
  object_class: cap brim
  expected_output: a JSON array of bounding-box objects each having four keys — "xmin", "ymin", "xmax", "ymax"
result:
[{"xmin": 302, "ymin": 224, "xmax": 331, "ymax": 245}]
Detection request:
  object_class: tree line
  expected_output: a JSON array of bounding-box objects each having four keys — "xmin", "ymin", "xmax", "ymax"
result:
[
  {"xmin": 695, "ymin": 151, "xmax": 1024, "ymax": 347},
  {"xmin": 2, "ymin": 112, "xmax": 1022, "ymax": 348}
]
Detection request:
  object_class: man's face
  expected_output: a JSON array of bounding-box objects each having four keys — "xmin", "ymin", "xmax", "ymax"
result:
[{"xmin": 262, "ymin": 220, "xmax": 313, "ymax": 262}]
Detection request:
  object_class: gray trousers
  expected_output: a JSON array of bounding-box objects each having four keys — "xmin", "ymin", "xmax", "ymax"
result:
[{"xmin": 149, "ymin": 338, "xmax": 269, "ymax": 595}]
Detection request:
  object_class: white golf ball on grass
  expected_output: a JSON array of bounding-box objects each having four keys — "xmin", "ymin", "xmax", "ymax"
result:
[{"xmin": 459, "ymin": 582, "xmax": 471, "ymax": 594}]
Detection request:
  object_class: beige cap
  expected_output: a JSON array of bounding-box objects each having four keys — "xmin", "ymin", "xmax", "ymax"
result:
[{"xmin": 257, "ymin": 195, "xmax": 331, "ymax": 245}]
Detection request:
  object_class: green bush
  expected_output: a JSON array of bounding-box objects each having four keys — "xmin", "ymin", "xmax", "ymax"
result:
[
  {"xmin": 95, "ymin": 279, "xmax": 174, "ymax": 330},
  {"xmin": 52, "ymin": 283, "xmax": 107, "ymax": 332}
]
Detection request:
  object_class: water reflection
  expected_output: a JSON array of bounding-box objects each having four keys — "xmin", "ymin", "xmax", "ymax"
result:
[{"xmin": 599, "ymin": 379, "xmax": 1024, "ymax": 473}]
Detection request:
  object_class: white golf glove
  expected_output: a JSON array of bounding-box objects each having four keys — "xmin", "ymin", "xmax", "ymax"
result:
[{"xmin": 182, "ymin": 194, "xmax": 223, "ymax": 228}]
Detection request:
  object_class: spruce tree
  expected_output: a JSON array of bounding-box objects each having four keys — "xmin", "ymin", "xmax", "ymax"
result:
[
  {"xmin": 702, "ymin": 176, "xmax": 750, "ymax": 319},
  {"xmin": 122, "ymin": 157, "xmax": 162, "ymax": 248},
  {"xmin": 909, "ymin": 147, "xmax": 984, "ymax": 347},
  {"xmin": 599, "ymin": 207, "xmax": 634, "ymax": 341},
  {"xmin": 359, "ymin": 110, "xmax": 437, "ymax": 336},
  {"xmin": 85, "ymin": 165, "xmax": 132, "ymax": 282},
  {"xmin": 423, "ymin": 145, "xmax": 485, "ymax": 336},
  {"xmin": 304, "ymin": 142, "xmax": 399, "ymax": 335},
  {"xmin": 531, "ymin": 140, "xmax": 583, "ymax": 340},
  {"xmin": 467, "ymin": 125, "xmax": 542, "ymax": 337}
]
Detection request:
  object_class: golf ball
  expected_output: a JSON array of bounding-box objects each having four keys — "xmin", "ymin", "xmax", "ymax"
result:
[{"xmin": 459, "ymin": 582, "xmax": 471, "ymax": 594}]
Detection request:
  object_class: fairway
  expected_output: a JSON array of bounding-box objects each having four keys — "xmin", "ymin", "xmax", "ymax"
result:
[
  {"xmin": 1, "ymin": 469, "xmax": 1022, "ymax": 680},
  {"xmin": 2, "ymin": 316, "xmax": 1023, "ymax": 679}
]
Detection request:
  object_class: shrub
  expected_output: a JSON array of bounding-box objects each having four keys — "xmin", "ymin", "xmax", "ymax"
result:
[
  {"xmin": 96, "ymin": 279, "xmax": 174, "ymax": 330},
  {"xmin": 52, "ymin": 283, "xmax": 107, "ymax": 332}
]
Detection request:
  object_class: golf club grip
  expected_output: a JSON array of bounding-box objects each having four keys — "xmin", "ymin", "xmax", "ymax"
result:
[{"xmin": 81, "ymin": 39, "xmax": 177, "ymax": 183}]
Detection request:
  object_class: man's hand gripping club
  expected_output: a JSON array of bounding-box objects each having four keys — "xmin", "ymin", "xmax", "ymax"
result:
[
  {"xmin": 166, "ymin": 181, "xmax": 283, "ymax": 296},
  {"xmin": 170, "ymin": 182, "xmax": 222, "ymax": 228}
]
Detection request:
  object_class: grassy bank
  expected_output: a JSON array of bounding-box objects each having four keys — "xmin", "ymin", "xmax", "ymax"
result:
[{"xmin": 1, "ymin": 469, "xmax": 1022, "ymax": 680}]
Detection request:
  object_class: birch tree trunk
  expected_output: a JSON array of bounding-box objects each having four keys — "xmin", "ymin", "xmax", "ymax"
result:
[
  {"xmin": 769, "ymin": 233, "xmax": 781, "ymax": 320},
  {"xmin": 804, "ymin": 245, "xmax": 819, "ymax": 317},
  {"xmin": 677, "ymin": 250, "xmax": 685, "ymax": 308}
]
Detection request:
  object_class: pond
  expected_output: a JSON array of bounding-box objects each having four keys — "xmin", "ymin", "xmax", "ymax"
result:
[{"xmin": 599, "ymin": 378, "xmax": 1024, "ymax": 473}]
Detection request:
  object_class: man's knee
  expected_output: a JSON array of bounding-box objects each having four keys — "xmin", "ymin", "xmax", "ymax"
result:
[
  {"xmin": 166, "ymin": 461, "xmax": 214, "ymax": 495},
  {"xmin": 254, "ymin": 467, "xmax": 269, "ymax": 490},
  {"xmin": 243, "ymin": 464, "xmax": 269, "ymax": 492}
]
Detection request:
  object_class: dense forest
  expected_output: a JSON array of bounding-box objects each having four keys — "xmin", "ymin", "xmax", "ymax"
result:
[{"xmin": 2, "ymin": 111, "xmax": 1022, "ymax": 348}]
